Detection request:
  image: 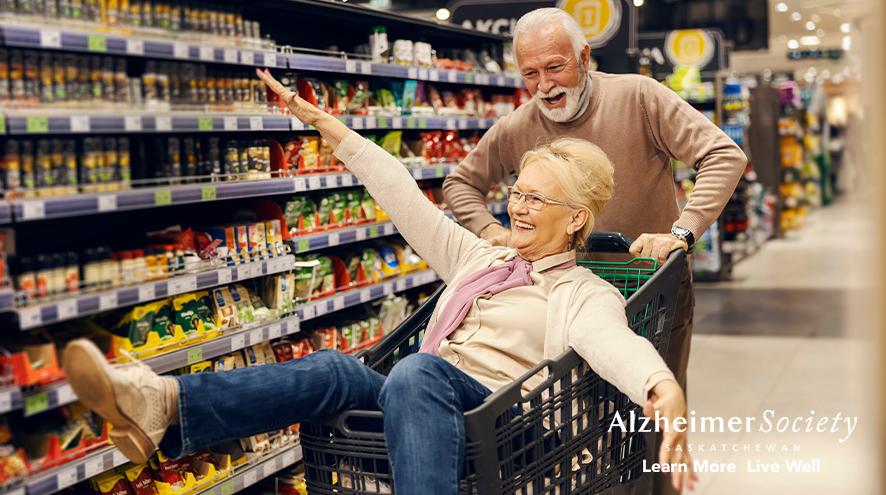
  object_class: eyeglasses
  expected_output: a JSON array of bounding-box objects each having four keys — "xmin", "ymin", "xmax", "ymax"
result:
[{"xmin": 507, "ymin": 187, "xmax": 573, "ymax": 211}]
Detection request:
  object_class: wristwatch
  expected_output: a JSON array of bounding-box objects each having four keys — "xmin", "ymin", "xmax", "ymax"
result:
[{"xmin": 671, "ymin": 226, "xmax": 695, "ymax": 250}]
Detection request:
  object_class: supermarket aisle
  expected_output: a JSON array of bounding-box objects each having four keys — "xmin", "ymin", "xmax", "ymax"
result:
[{"xmin": 687, "ymin": 195, "xmax": 877, "ymax": 494}]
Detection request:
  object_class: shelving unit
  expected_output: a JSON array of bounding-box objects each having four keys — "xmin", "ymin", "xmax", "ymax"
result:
[{"xmin": 0, "ymin": 1, "xmax": 516, "ymax": 493}]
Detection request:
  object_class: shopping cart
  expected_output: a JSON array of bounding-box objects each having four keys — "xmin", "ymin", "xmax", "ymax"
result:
[{"xmin": 300, "ymin": 233, "xmax": 686, "ymax": 494}]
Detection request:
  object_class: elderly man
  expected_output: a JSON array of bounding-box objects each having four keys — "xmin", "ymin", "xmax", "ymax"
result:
[{"xmin": 443, "ymin": 8, "xmax": 746, "ymax": 494}]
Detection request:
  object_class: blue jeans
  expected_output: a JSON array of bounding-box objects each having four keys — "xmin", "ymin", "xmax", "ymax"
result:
[{"xmin": 159, "ymin": 350, "xmax": 493, "ymax": 495}]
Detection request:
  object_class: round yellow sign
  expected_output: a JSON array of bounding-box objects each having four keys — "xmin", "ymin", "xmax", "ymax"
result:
[
  {"xmin": 665, "ymin": 29, "xmax": 715, "ymax": 68},
  {"xmin": 557, "ymin": 0, "xmax": 622, "ymax": 49}
]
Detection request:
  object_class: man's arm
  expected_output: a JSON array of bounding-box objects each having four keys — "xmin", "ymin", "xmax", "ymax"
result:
[
  {"xmin": 640, "ymin": 76, "xmax": 748, "ymax": 239},
  {"xmin": 442, "ymin": 120, "xmax": 514, "ymax": 240}
]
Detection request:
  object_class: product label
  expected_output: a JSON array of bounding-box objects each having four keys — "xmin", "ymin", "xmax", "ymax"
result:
[
  {"xmin": 187, "ymin": 347, "xmax": 204, "ymax": 365},
  {"xmin": 127, "ymin": 39, "xmax": 144, "ymax": 55},
  {"xmin": 435, "ymin": 166, "xmax": 445, "ymax": 178},
  {"xmin": 124, "ymin": 115, "xmax": 142, "ymax": 131},
  {"xmin": 154, "ymin": 189, "xmax": 172, "ymax": 205},
  {"xmin": 369, "ymin": 226, "xmax": 379, "ymax": 238},
  {"xmin": 197, "ymin": 116, "xmax": 214, "ymax": 131},
  {"xmin": 87, "ymin": 35, "xmax": 107, "ymax": 52},
  {"xmin": 26, "ymin": 116, "xmax": 49, "ymax": 133},
  {"xmin": 24, "ymin": 392, "xmax": 49, "ymax": 416},
  {"xmin": 200, "ymin": 185, "xmax": 217, "ymax": 201},
  {"xmin": 296, "ymin": 238, "xmax": 309, "ymax": 253}
]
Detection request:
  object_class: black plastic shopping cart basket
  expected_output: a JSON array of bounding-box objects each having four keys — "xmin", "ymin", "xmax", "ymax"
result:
[{"xmin": 300, "ymin": 233, "xmax": 686, "ymax": 494}]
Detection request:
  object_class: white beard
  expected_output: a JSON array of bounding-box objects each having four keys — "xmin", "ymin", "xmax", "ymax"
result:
[{"xmin": 533, "ymin": 77, "xmax": 587, "ymax": 122}]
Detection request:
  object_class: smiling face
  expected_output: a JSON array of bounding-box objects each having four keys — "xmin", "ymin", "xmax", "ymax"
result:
[
  {"xmin": 515, "ymin": 22, "xmax": 590, "ymax": 122},
  {"xmin": 509, "ymin": 161, "xmax": 587, "ymax": 261}
]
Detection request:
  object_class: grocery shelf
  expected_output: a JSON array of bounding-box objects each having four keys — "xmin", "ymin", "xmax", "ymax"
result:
[
  {"xmin": 0, "ymin": 22, "xmax": 288, "ymax": 69},
  {"xmin": 15, "ymin": 316, "xmax": 303, "ymax": 417},
  {"xmin": 296, "ymin": 268, "xmax": 440, "ymax": 322},
  {"xmin": 0, "ymin": 202, "xmax": 12, "ymax": 224},
  {"xmin": 0, "ymin": 288, "xmax": 14, "ymax": 312},
  {"xmin": 0, "ymin": 386, "xmax": 20, "ymax": 415},
  {"xmin": 293, "ymin": 115, "xmax": 499, "ymax": 131},
  {"xmin": 3, "ymin": 111, "xmax": 291, "ymax": 135},
  {"xmin": 11, "ymin": 255, "xmax": 295, "ymax": 330},
  {"xmin": 191, "ymin": 444, "xmax": 303, "ymax": 495},
  {"xmin": 25, "ymin": 445, "xmax": 130, "ymax": 495},
  {"xmin": 8, "ymin": 165, "xmax": 457, "ymax": 222}
]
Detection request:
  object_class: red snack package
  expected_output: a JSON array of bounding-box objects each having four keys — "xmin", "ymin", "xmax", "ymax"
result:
[{"xmin": 123, "ymin": 464, "xmax": 158, "ymax": 495}]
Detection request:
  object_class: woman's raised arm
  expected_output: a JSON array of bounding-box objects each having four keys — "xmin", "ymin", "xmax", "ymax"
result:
[{"xmin": 255, "ymin": 69, "xmax": 497, "ymax": 283}]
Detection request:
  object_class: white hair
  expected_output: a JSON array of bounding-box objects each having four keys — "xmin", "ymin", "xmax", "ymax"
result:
[{"xmin": 513, "ymin": 8, "xmax": 588, "ymax": 62}]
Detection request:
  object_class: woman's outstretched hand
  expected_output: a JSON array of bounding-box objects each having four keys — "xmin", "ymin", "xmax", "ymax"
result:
[
  {"xmin": 646, "ymin": 380, "xmax": 698, "ymax": 492},
  {"xmin": 255, "ymin": 68, "xmax": 325, "ymax": 127}
]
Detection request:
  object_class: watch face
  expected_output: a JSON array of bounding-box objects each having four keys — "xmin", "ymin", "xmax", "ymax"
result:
[{"xmin": 672, "ymin": 227, "xmax": 690, "ymax": 237}]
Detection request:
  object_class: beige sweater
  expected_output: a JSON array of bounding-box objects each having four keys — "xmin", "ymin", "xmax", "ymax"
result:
[
  {"xmin": 334, "ymin": 130, "xmax": 674, "ymax": 406},
  {"xmin": 443, "ymin": 72, "xmax": 748, "ymax": 240}
]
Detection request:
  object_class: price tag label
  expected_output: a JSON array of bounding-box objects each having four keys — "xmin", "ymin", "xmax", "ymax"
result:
[
  {"xmin": 376, "ymin": 116, "xmax": 388, "ymax": 128},
  {"xmin": 100, "ymin": 292, "xmax": 118, "ymax": 310},
  {"xmin": 231, "ymin": 333, "xmax": 246, "ymax": 351},
  {"xmin": 285, "ymin": 319, "xmax": 300, "ymax": 335},
  {"xmin": 155, "ymin": 115, "xmax": 172, "ymax": 131},
  {"xmin": 429, "ymin": 69, "xmax": 440, "ymax": 81},
  {"xmin": 218, "ymin": 268, "xmax": 232, "ymax": 285},
  {"xmin": 19, "ymin": 307, "xmax": 42, "ymax": 328},
  {"xmin": 265, "ymin": 52, "xmax": 278, "ymax": 68},
  {"xmin": 87, "ymin": 34, "xmax": 107, "ymax": 52},
  {"xmin": 435, "ymin": 165, "xmax": 446, "ymax": 178},
  {"xmin": 24, "ymin": 392, "xmax": 49, "ymax": 416},
  {"xmin": 124, "ymin": 115, "xmax": 142, "ymax": 131},
  {"xmin": 0, "ymin": 392, "xmax": 12, "ymax": 414},
  {"xmin": 26, "ymin": 116, "xmax": 49, "ymax": 133},
  {"xmin": 392, "ymin": 117, "xmax": 403, "ymax": 128},
  {"xmin": 327, "ymin": 232, "xmax": 340, "ymax": 246},
  {"xmin": 307, "ymin": 176, "xmax": 321, "ymax": 190},
  {"xmin": 220, "ymin": 481, "xmax": 235, "ymax": 495},
  {"xmin": 57, "ymin": 384, "xmax": 77, "ymax": 404},
  {"xmin": 407, "ymin": 68, "xmax": 418, "ymax": 79},
  {"xmin": 341, "ymin": 174, "xmax": 354, "ymax": 186},
  {"xmin": 282, "ymin": 450, "xmax": 296, "ymax": 466},
  {"xmin": 369, "ymin": 226, "xmax": 379, "ymax": 238},
  {"xmin": 405, "ymin": 117, "xmax": 416, "ymax": 129},
  {"xmin": 223, "ymin": 48, "xmax": 238, "ymax": 64},
  {"xmin": 198, "ymin": 116, "xmax": 214, "ymax": 131},
  {"xmin": 113, "ymin": 450, "xmax": 129, "ymax": 466},
  {"xmin": 173, "ymin": 42, "xmax": 189, "ymax": 59},
  {"xmin": 57, "ymin": 466, "xmax": 79, "ymax": 490},
  {"xmin": 70, "ymin": 115, "xmax": 90, "ymax": 132},
  {"xmin": 352, "ymin": 117, "xmax": 363, "ymax": 130},
  {"xmin": 0, "ymin": 115, "xmax": 5, "ymax": 134},
  {"xmin": 296, "ymin": 238, "xmax": 309, "ymax": 253},
  {"xmin": 268, "ymin": 323, "xmax": 282, "ymax": 340},
  {"xmin": 359, "ymin": 291, "xmax": 371, "ymax": 303},
  {"xmin": 127, "ymin": 39, "xmax": 144, "ymax": 55},
  {"xmin": 365, "ymin": 116, "xmax": 377, "ymax": 128},
  {"xmin": 169, "ymin": 275, "xmax": 197, "ymax": 294},
  {"xmin": 224, "ymin": 116, "xmax": 238, "ymax": 131},
  {"xmin": 241, "ymin": 51, "xmax": 255, "ymax": 66},
  {"xmin": 40, "ymin": 29, "xmax": 61, "ymax": 48},
  {"xmin": 446, "ymin": 118, "xmax": 456, "ymax": 129},
  {"xmin": 395, "ymin": 279, "xmax": 406, "ymax": 292},
  {"xmin": 360, "ymin": 61, "xmax": 373, "ymax": 75},
  {"xmin": 294, "ymin": 177, "xmax": 306, "ymax": 192},
  {"xmin": 301, "ymin": 304, "xmax": 315, "ymax": 320},
  {"xmin": 478, "ymin": 74, "xmax": 490, "ymax": 85},
  {"xmin": 263, "ymin": 462, "xmax": 277, "ymax": 478},
  {"xmin": 84, "ymin": 456, "xmax": 105, "ymax": 478},
  {"xmin": 248, "ymin": 329, "xmax": 263, "ymax": 346},
  {"xmin": 154, "ymin": 189, "xmax": 172, "ymax": 205},
  {"xmin": 345, "ymin": 60, "xmax": 357, "ymax": 73},
  {"xmin": 138, "ymin": 284, "xmax": 155, "ymax": 301},
  {"xmin": 250, "ymin": 116, "xmax": 264, "ymax": 130},
  {"xmin": 447, "ymin": 71, "xmax": 458, "ymax": 83},
  {"xmin": 187, "ymin": 347, "xmax": 204, "ymax": 365},
  {"xmin": 314, "ymin": 302, "xmax": 327, "ymax": 316},
  {"xmin": 457, "ymin": 119, "xmax": 468, "ymax": 130},
  {"xmin": 57, "ymin": 299, "xmax": 77, "ymax": 320},
  {"xmin": 238, "ymin": 264, "xmax": 254, "ymax": 279},
  {"xmin": 196, "ymin": 45, "xmax": 213, "ymax": 61},
  {"xmin": 333, "ymin": 298, "xmax": 345, "ymax": 311},
  {"xmin": 383, "ymin": 284, "xmax": 394, "ymax": 295},
  {"xmin": 496, "ymin": 76, "xmax": 506, "ymax": 86},
  {"xmin": 22, "ymin": 201, "xmax": 46, "ymax": 220},
  {"xmin": 465, "ymin": 73, "xmax": 475, "ymax": 84},
  {"xmin": 200, "ymin": 185, "xmax": 217, "ymax": 201},
  {"xmin": 356, "ymin": 229, "xmax": 367, "ymax": 241},
  {"xmin": 244, "ymin": 470, "xmax": 258, "ymax": 488},
  {"xmin": 419, "ymin": 68, "xmax": 429, "ymax": 80},
  {"xmin": 290, "ymin": 117, "xmax": 304, "ymax": 131}
]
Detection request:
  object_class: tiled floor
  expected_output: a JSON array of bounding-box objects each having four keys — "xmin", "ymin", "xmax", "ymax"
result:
[{"xmin": 686, "ymin": 196, "xmax": 879, "ymax": 494}]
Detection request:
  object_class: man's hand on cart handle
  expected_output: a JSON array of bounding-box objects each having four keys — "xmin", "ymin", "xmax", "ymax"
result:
[
  {"xmin": 630, "ymin": 233, "xmax": 689, "ymax": 265},
  {"xmin": 480, "ymin": 223, "xmax": 511, "ymax": 247},
  {"xmin": 646, "ymin": 380, "xmax": 698, "ymax": 493}
]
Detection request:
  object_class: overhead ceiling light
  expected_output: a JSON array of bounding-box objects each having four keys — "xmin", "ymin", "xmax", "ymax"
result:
[
  {"xmin": 790, "ymin": 12, "xmax": 802, "ymax": 22},
  {"xmin": 800, "ymin": 36, "xmax": 820, "ymax": 46},
  {"xmin": 787, "ymin": 39, "xmax": 799, "ymax": 49},
  {"xmin": 842, "ymin": 35, "xmax": 852, "ymax": 50},
  {"xmin": 633, "ymin": 0, "xmax": 645, "ymax": 6},
  {"xmin": 841, "ymin": 23, "xmax": 851, "ymax": 33},
  {"xmin": 816, "ymin": 28, "xmax": 825, "ymax": 37},
  {"xmin": 805, "ymin": 21, "xmax": 816, "ymax": 30},
  {"xmin": 435, "ymin": 7, "xmax": 451, "ymax": 20},
  {"xmin": 775, "ymin": 2, "xmax": 788, "ymax": 12},
  {"xmin": 821, "ymin": 69, "xmax": 830, "ymax": 79}
]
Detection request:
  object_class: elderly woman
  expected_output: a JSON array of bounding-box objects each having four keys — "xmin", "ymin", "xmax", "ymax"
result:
[{"xmin": 62, "ymin": 69, "xmax": 697, "ymax": 495}]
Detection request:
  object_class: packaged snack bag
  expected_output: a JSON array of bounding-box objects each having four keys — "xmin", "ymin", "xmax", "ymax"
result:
[
  {"xmin": 229, "ymin": 284, "xmax": 255, "ymax": 324},
  {"xmin": 123, "ymin": 464, "xmax": 158, "ymax": 495},
  {"xmin": 212, "ymin": 287, "xmax": 240, "ymax": 330},
  {"xmin": 92, "ymin": 471, "xmax": 135, "ymax": 495},
  {"xmin": 194, "ymin": 291, "xmax": 218, "ymax": 332},
  {"xmin": 173, "ymin": 293, "xmax": 202, "ymax": 337}
]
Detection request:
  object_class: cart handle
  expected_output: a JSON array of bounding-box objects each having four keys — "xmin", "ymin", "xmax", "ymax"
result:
[{"xmin": 586, "ymin": 232, "xmax": 634, "ymax": 253}]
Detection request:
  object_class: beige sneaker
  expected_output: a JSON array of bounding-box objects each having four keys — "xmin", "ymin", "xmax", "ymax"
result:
[{"xmin": 62, "ymin": 339, "xmax": 177, "ymax": 464}]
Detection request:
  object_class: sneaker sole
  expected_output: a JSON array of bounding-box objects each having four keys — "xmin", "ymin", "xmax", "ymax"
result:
[{"xmin": 62, "ymin": 340, "xmax": 157, "ymax": 464}]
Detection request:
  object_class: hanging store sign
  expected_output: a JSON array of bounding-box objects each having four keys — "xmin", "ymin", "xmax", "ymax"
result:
[
  {"xmin": 557, "ymin": 0, "xmax": 622, "ymax": 48},
  {"xmin": 665, "ymin": 29, "xmax": 715, "ymax": 68},
  {"xmin": 451, "ymin": 0, "xmax": 553, "ymax": 36}
]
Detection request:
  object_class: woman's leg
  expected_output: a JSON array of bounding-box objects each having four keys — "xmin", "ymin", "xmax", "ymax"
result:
[
  {"xmin": 63, "ymin": 340, "xmax": 384, "ymax": 462},
  {"xmin": 378, "ymin": 353, "xmax": 493, "ymax": 495}
]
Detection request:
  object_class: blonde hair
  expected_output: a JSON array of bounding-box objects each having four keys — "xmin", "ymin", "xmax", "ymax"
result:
[
  {"xmin": 519, "ymin": 138, "xmax": 614, "ymax": 248},
  {"xmin": 513, "ymin": 8, "xmax": 588, "ymax": 61}
]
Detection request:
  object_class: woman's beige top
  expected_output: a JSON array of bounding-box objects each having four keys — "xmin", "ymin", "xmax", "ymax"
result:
[{"xmin": 334, "ymin": 130, "xmax": 675, "ymax": 406}]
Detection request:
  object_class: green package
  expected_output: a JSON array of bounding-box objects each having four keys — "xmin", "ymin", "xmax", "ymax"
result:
[
  {"xmin": 149, "ymin": 300, "xmax": 175, "ymax": 341},
  {"xmin": 195, "ymin": 291, "xmax": 219, "ymax": 332},
  {"xmin": 173, "ymin": 293, "xmax": 202, "ymax": 337},
  {"xmin": 361, "ymin": 191, "xmax": 377, "ymax": 221},
  {"xmin": 380, "ymin": 131, "xmax": 402, "ymax": 157},
  {"xmin": 346, "ymin": 190, "xmax": 363, "ymax": 222},
  {"xmin": 229, "ymin": 284, "xmax": 255, "ymax": 324},
  {"xmin": 315, "ymin": 256, "xmax": 335, "ymax": 295}
]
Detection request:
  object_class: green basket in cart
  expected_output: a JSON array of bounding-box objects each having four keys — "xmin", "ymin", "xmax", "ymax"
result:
[{"xmin": 578, "ymin": 257, "xmax": 660, "ymax": 337}]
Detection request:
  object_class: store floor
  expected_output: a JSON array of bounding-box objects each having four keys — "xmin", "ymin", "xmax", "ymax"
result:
[{"xmin": 686, "ymin": 195, "xmax": 879, "ymax": 494}]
